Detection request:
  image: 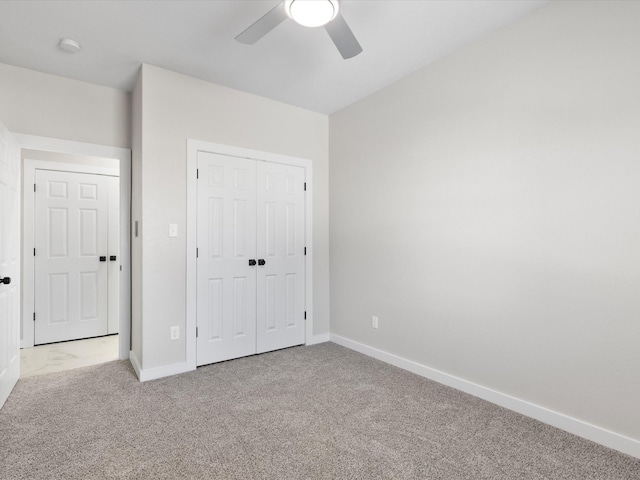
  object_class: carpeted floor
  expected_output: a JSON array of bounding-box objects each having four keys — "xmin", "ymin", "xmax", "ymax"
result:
[{"xmin": 1, "ymin": 342, "xmax": 638, "ymax": 479}]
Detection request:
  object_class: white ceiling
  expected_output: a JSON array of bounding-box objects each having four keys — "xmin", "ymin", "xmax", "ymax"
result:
[{"xmin": 0, "ymin": 0, "xmax": 547, "ymax": 114}]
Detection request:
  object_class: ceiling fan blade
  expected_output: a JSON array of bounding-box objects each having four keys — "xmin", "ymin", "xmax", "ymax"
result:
[
  {"xmin": 235, "ymin": 2, "xmax": 288, "ymax": 45},
  {"xmin": 324, "ymin": 13, "xmax": 362, "ymax": 59}
]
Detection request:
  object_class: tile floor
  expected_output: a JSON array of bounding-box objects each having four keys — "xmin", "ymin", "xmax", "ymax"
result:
[{"xmin": 20, "ymin": 335, "xmax": 119, "ymax": 378}]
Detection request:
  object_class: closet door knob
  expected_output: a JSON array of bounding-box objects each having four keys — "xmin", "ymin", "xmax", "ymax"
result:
[
  {"xmin": 110, "ymin": 256, "xmax": 117, "ymax": 261},
  {"xmin": 99, "ymin": 256, "xmax": 107, "ymax": 262},
  {"xmin": 248, "ymin": 259, "xmax": 257, "ymax": 266},
  {"xmin": 0, "ymin": 277, "xmax": 11, "ymax": 285},
  {"xmin": 258, "ymin": 259, "xmax": 266, "ymax": 266}
]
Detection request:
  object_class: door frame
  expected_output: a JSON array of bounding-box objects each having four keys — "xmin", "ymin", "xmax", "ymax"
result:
[
  {"xmin": 186, "ymin": 139, "xmax": 313, "ymax": 371},
  {"xmin": 23, "ymin": 161, "xmax": 119, "ymax": 348},
  {"xmin": 16, "ymin": 134, "xmax": 131, "ymax": 361}
]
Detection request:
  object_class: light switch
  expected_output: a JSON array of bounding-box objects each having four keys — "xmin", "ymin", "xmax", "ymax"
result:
[{"xmin": 169, "ymin": 224, "xmax": 178, "ymax": 237}]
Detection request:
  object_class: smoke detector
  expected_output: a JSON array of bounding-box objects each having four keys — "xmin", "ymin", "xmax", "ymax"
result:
[{"xmin": 58, "ymin": 38, "xmax": 81, "ymax": 53}]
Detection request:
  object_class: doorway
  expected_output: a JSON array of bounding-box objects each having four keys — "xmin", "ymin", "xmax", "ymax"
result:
[{"xmin": 17, "ymin": 135, "xmax": 131, "ymax": 364}]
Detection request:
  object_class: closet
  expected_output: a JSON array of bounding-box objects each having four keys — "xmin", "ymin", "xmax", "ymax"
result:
[
  {"xmin": 196, "ymin": 152, "xmax": 306, "ymax": 366},
  {"xmin": 34, "ymin": 169, "xmax": 119, "ymax": 345}
]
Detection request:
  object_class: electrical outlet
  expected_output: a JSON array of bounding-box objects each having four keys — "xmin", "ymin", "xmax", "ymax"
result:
[
  {"xmin": 170, "ymin": 326, "xmax": 179, "ymax": 340},
  {"xmin": 372, "ymin": 315, "xmax": 379, "ymax": 329}
]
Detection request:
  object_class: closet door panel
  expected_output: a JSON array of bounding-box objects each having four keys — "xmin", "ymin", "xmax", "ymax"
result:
[
  {"xmin": 107, "ymin": 176, "xmax": 120, "ymax": 334},
  {"xmin": 196, "ymin": 152, "xmax": 257, "ymax": 366},
  {"xmin": 34, "ymin": 170, "xmax": 109, "ymax": 345},
  {"xmin": 256, "ymin": 162, "xmax": 305, "ymax": 353}
]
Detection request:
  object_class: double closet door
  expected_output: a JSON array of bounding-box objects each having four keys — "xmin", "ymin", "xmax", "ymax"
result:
[
  {"xmin": 34, "ymin": 169, "xmax": 119, "ymax": 345},
  {"xmin": 196, "ymin": 152, "xmax": 306, "ymax": 366}
]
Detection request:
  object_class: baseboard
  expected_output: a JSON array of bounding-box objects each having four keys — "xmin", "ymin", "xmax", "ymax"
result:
[
  {"xmin": 129, "ymin": 350, "xmax": 194, "ymax": 382},
  {"xmin": 307, "ymin": 333, "xmax": 331, "ymax": 345},
  {"xmin": 129, "ymin": 350, "xmax": 142, "ymax": 379},
  {"xmin": 330, "ymin": 334, "xmax": 640, "ymax": 459}
]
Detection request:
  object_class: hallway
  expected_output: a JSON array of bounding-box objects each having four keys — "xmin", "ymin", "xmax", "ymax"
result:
[{"xmin": 20, "ymin": 335, "xmax": 119, "ymax": 378}]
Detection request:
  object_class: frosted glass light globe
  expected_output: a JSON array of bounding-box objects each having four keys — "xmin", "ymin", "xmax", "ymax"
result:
[{"xmin": 284, "ymin": 0, "xmax": 339, "ymax": 28}]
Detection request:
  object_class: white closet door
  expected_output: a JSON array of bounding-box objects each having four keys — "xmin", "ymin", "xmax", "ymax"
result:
[
  {"xmin": 196, "ymin": 152, "xmax": 257, "ymax": 366},
  {"xmin": 34, "ymin": 170, "xmax": 109, "ymax": 345},
  {"xmin": 107, "ymin": 176, "xmax": 120, "ymax": 334},
  {"xmin": 256, "ymin": 162, "xmax": 306, "ymax": 353}
]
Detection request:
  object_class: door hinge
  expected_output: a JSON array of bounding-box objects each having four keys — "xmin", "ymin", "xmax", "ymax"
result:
[
  {"xmin": 304, "ymin": 311, "xmax": 307, "ymax": 320},
  {"xmin": 196, "ymin": 248, "xmax": 199, "ymax": 258},
  {"xmin": 304, "ymin": 182, "xmax": 307, "ymax": 191},
  {"xmin": 33, "ymin": 248, "xmax": 36, "ymax": 256},
  {"xmin": 34, "ymin": 183, "xmax": 36, "ymax": 192},
  {"xmin": 33, "ymin": 312, "xmax": 36, "ymax": 322},
  {"xmin": 304, "ymin": 247, "xmax": 307, "ymax": 256},
  {"xmin": 196, "ymin": 327, "xmax": 199, "ymax": 338},
  {"xmin": 196, "ymin": 169, "xmax": 199, "ymax": 179}
]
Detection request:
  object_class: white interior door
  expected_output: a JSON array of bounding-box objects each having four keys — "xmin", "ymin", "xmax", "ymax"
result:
[
  {"xmin": 195, "ymin": 152, "xmax": 307, "ymax": 366},
  {"xmin": 107, "ymin": 176, "xmax": 120, "ymax": 334},
  {"xmin": 196, "ymin": 152, "xmax": 257, "ymax": 366},
  {"xmin": 256, "ymin": 162, "xmax": 306, "ymax": 353},
  {"xmin": 34, "ymin": 170, "xmax": 109, "ymax": 345},
  {"xmin": 0, "ymin": 124, "xmax": 20, "ymax": 409}
]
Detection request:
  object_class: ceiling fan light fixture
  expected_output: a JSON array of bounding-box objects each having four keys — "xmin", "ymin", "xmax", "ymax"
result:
[{"xmin": 284, "ymin": 0, "xmax": 339, "ymax": 28}]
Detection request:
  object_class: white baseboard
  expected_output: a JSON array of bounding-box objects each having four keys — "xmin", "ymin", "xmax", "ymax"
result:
[
  {"xmin": 307, "ymin": 333, "xmax": 331, "ymax": 345},
  {"xmin": 129, "ymin": 333, "xmax": 331, "ymax": 382},
  {"xmin": 129, "ymin": 350, "xmax": 194, "ymax": 382},
  {"xmin": 330, "ymin": 334, "xmax": 640, "ymax": 459},
  {"xmin": 129, "ymin": 350, "xmax": 142, "ymax": 379}
]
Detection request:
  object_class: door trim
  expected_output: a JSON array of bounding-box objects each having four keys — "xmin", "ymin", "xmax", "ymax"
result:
[
  {"xmin": 16, "ymin": 134, "xmax": 131, "ymax": 361},
  {"xmin": 186, "ymin": 139, "xmax": 313, "ymax": 371}
]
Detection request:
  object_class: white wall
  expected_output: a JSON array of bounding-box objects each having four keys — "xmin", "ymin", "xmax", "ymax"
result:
[
  {"xmin": 21, "ymin": 149, "xmax": 120, "ymax": 169},
  {"xmin": 137, "ymin": 65, "xmax": 329, "ymax": 370},
  {"xmin": 330, "ymin": 0, "xmax": 640, "ymax": 443},
  {"xmin": 0, "ymin": 63, "xmax": 130, "ymax": 148},
  {"xmin": 131, "ymin": 71, "xmax": 143, "ymax": 362}
]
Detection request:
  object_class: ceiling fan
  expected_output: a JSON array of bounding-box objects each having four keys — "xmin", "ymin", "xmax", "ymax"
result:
[{"xmin": 235, "ymin": 0, "xmax": 362, "ymax": 59}]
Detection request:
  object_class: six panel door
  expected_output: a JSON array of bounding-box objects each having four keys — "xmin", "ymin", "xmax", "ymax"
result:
[
  {"xmin": 196, "ymin": 152, "xmax": 307, "ymax": 366},
  {"xmin": 107, "ymin": 176, "xmax": 120, "ymax": 335},
  {"xmin": 197, "ymin": 152, "xmax": 258, "ymax": 365},
  {"xmin": 256, "ymin": 161, "xmax": 306, "ymax": 353},
  {"xmin": 34, "ymin": 170, "xmax": 110, "ymax": 345}
]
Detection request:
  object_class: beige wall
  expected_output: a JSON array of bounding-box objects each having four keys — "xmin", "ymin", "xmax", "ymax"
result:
[
  {"xmin": 0, "ymin": 63, "xmax": 130, "ymax": 148},
  {"xmin": 329, "ymin": 0, "xmax": 640, "ymax": 441},
  {"xmin": 138, "ymin": 65, "xmax": 329, "ymax": 369}
]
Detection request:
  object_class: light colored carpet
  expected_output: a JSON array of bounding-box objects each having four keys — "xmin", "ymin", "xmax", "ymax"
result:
[{"xmin": 1, "ymin": 342, "xmax": 638, "ymax": 479}]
